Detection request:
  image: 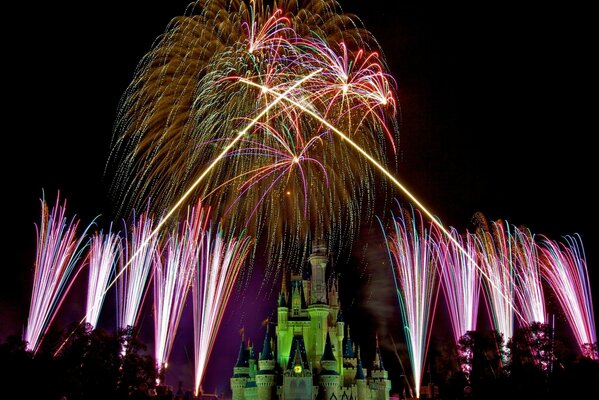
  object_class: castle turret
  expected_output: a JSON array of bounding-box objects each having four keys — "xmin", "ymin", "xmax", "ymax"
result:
[
  {"xmin": 370, "ymin": 337, "xmax": 391, "ymax": 400},
  {"xmin": 320, "ymin": 333, "xmax": 340, "ymax": 400},
  {"xmin": 248, "ymin": 341, "xmax": 257, "ymax": 380},
  {"xmin": 355, "ymin": 347, "xmax": 369, "ymax": 400},
  {"xmin": 256, "ymin": 329, "xmax": 276, "ymax": 400},
  {"xmin": 342, "ymin": 326, "xmax": 357, "ymax": 386},
  {"xmin": 231, "ymin": 339, "xmax": 250, "ymax": 400}
]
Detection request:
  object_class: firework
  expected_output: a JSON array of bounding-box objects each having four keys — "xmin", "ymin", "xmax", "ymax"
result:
[
  {"xmin": 511, "ymin": 226, "xmax": 546, "ymax": 325},
  {"xmin": 153, "ymin": 201, "xmax": 208, "ymax": 377},
  {"xmin": 117, "ymin": 211, "xmax": 158, "ymax": 333},
  {"xmin": 437, "ymin": 228, "xmax": 481, "ymax": 345},
  {"xmin": 193, "ymin": 226, "xmax": 252, "ymax": 395},
  {"xmin": 474, "ymin": 219, "xmax": 515, "ymax": 345},
  {"xmin": 24, "ymin": 194, "xmax": 90, "ymax": 353},
  {"xmin": 108, "ymin": 0, "xmax": 398, "ymax": 264},
  {"xmin": 85, "ymin": 226, "xmax": 121, "ymax": 328},
  {"xmin": 539, "ymin": 235, "xmax": 597, "ymax": 359},
  {"xmin": 381, "ymin": 203, "xmax": 440, "ymax": 399}
]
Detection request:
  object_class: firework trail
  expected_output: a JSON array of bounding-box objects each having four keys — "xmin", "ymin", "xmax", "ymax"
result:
[
  {"xmin": 117, "ymin": 211, "xmax": 158, "ymax": 333},
  {"xmin": 193, "ymin": 226, "xmax": 252, "ymax": 394},
  {"xmin": 539, "ymin": 234, "xmax": 597, "ymax": 359},
  {"xmin": 153, "ymin": 201, "xmax": 208, "ymax": 376},
  {"xmin": 437, "ymin": 228, "xmax": 480, "ymax": 345},
  {"xmin": 85, "ymin": 226, "xmax": 121, "ymax": 328},
  {"xmin": 474, "ymin": 218, "xmax": 515, "ymax": 345},
  {"xmin": 380, "ymin": 203, "xmax": 440, "ymax": 399},
  {"xmin": 511, "ymin": 226, "xmax": 546, "ymax": 325},
  {"xmin": 24, "ymin": 194, "xmax": 90, "ymax": 353},
  {"xmin": 108, "ymin": 0, "xmax": 398, "ymax": 264}
]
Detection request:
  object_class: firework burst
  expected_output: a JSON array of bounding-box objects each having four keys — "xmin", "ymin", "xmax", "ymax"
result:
[{"xmin": 108, "ymin": 0, "xmax": 398, "ymax": 264}]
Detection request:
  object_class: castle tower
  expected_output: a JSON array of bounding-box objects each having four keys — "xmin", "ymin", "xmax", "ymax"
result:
[
  {"xmin": 342, "ymin": 326, "xmax": 357, "ymax": 386},
  {"xmin": 231, "ymin": 339, "xmax": 250, "ymax": 400},
  {"xmin": 355, "ymin": 347, "xmax": 369, "ymax": 400},
  {"xmin": 370, "ymin": 337, "xmax": 391, "ymax": 400},
  {"xmin": 232, "ymin": 243, "xmax": 395, "ymax": 400},
  {"xmin": 256, "ymin": 329, "xmax": 276, "ymax": 400},
  {"xmin": 283, "ymin": 336, "xmax": 313, "ymax": 400},
  {"xmin": 248, "ymin": 341, "xmax": 257, "ymax": 380},
  {"xmin": 309, "ymin": 241, "xmax": 328, "ymax": 304},
  {"xmin": 320, "ymin": 332, "xmax": 340, "ymax": 400}
]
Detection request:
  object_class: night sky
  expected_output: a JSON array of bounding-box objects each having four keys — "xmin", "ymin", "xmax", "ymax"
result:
[{"xmin": 3, "ymin": 0, "xmax": 595, "ymax": 392}]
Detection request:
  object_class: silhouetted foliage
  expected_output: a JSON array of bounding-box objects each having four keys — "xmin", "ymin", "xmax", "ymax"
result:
[{"xmin": 0, "ymin": 324, "xmax": 156, "ymax": 399}]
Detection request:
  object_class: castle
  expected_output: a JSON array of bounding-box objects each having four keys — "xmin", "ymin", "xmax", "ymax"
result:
[{"xmin": 230, "ymin": 242, "xmax": 391, "ymax": 400}]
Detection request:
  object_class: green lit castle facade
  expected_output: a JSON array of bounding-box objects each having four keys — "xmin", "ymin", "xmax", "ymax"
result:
[{"xmin": 230, "ymin": 243, "xmax": 391, "ymax": 400}]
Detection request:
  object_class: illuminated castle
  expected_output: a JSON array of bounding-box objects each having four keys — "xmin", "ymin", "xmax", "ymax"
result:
[{"xmin": 230, "ymin": 242, "xmax": 391, "ymax": 400}]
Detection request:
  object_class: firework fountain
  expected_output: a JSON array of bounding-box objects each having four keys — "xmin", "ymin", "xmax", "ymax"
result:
[
  {"xmin": 381, "ymin": 203, "xmax": 440, "ymax": 399},
  {"xmin": 153, "ymin": 201, "xmax": 208, "ymax": 379},
  {"xmin": 438, "ymin": 228, "xmax": 481, "ymax": 343},
  {"xmin": 24, "ymin": 194, "xmax": 90, "ymax": 353},
  {"xmin": 437, "ymin": 227, "xmax": 480, "ymax": 380},
  {"xmin": 117, "ymin": 211, "xmax": 158, "ymax": 336},
  {"xmin": 85, "ymin": 226, "xmax": 121, "ymax": 328},
  {"xmin": 192, "ymin": 225, "xmax": 252, "ymax": 395},
  {"xmin": 511, "ymin": 226, "xmax": 546, "ymax": 325},
  {"xmin": 475, "ymin": 220, "xmax": 516, "ymax": 348},
  {"xmin": 539, "ymin": 234, "xmax": 597, "ymax": 359}
]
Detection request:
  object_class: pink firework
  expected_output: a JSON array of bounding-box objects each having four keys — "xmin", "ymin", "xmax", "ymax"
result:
[
  {"xmin": 511, "ymin": 226, "xmax": 546, "ymax": 325},
  {"xmin": 117, "ymin": 211, "xmax": 158, "ymax": 333},
  {"xmin": 381, "ymin": 203, "xmax": 440, "ymax": 399},
  {"xmin": 84, "ymin": 225, "xmax": 121, "ymax": 328},
  {"xmin": 153, "ymin": 201, "xmax": 208, "ymax": 376},
  {"xmin": 192, "ymin": 225, "xmax": 252, "ymax": 395},
  {"xmin": 24, "ymin": 194, "xmax": 89, "ymax": 353},
  {"xmin": 475, "ymin": 220, "xmax": 516, "ymax": 345},
  {"xmin": 437, "ymin": 227, "xmax": 481, "ymax": 345},
  {"xmin": 539, "ymin": 234, "xmax": 597, "ymax": 359}
]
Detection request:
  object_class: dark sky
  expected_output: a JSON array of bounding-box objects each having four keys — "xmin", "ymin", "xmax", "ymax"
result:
[{"xmin": 2, "ymin": 0, "xmax": 595, "ymax": 392}]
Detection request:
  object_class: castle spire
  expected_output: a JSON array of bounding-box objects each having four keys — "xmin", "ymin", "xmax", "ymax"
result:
[
  {"xmin": 343, "ymin": 325, "xmax": 355, "ymax": 358},
  {"xmin": 235, "ymin": 338, "xmax": 248, "ymax": 368},
  {"xmin": 260, "ymin": 328, "xmax": 273, "ymax": 360},
  {"xmin": 373, "ymin": 334, "xmax": 384, "ymax": 370},
  {"xmin": 321, "ymin": 332, "xmax": 336, "ymax": 362},
  {"xmin": 355, "ymin": 346, "xmax": 365, "ymax": 380}
]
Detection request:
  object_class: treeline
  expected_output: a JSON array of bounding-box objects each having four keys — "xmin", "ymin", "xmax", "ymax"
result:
[
  {"xmin": 428, "ymin": 323, "xmax": 599, "ymax": 399},
  {"xmin": 1, "ymin": 323, "xmax": 157, "ymax": 400}
]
